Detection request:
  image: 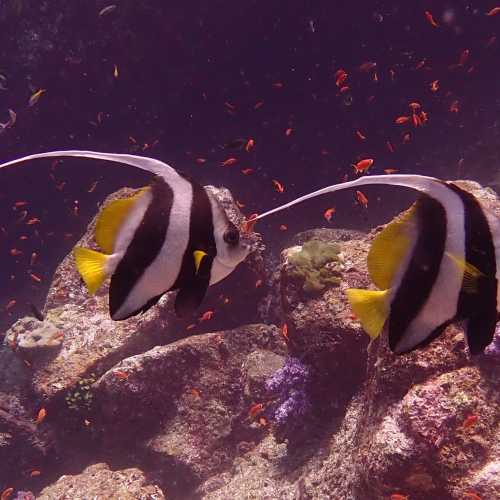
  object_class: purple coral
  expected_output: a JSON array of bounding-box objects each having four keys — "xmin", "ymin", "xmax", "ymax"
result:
[
  {"xmin": 265, "ymin": 357, "xmax": 311, "ymax": 432},
  {"xmin": 13, "ymin": 492, "xmax": 36, "ymax": 500},
  {"xmin": 484, "ymin": 323, "xmax": 500, "ymax": 357}
]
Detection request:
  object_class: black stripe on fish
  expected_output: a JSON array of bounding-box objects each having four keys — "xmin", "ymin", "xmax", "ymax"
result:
[
  {"xmin": 172, "ymin": 177, "xmax": 216, "ymax": 312},
  {"xmin": 446, "ymin": 183, "xmax": 497, "ymax": 354},
  {"xmin": 109, "ymin": 176, "xmax": 174, "ymax": 319},
  {"xmin": 388, "ymin": 195, "xmax": 448, "ymax": 352}
]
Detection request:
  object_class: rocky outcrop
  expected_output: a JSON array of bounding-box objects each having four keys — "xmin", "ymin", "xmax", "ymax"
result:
[
  {"xmin": 1, "ymin": 181, "xmax": 498, "ymax": 499},
  {"xmin": 38, "ymin": 463, "xmax": 165, "ymax": 499}
]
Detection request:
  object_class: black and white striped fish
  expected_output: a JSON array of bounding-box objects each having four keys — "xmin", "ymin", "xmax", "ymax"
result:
[
  {"xmin": 0, "ymin": 151, "xmax": 251, "ymax": 320},
  {"xmin": 254, "ymin": 174, "xmax": 499, "ymax": 355}
]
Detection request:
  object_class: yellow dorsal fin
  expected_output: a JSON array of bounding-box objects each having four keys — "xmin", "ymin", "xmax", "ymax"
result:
[
  {"xmin": 346, "ymin": 288, "xmax": 390, "ymax": 339},
  {"xmin": 446, "ymin": 251, "xmax": 484, "ymax": 294},
  {"xmin": 73, "ymin": 246, "xmax": 109, "ymax": 295},
  {"xmin": 95, "ymin": 188, "xmax": 148, "ymax": 253},
  {"xmin": 193, "ymin": 250, "xmax": 208, "ymax": 274},
  {"xmin": 368, "ymin": 206, "xmax": 417, "ymax": 289}
]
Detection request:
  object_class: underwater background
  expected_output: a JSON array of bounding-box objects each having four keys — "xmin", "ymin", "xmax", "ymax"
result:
[
  {"xmin": 2, "ymin": 0, "xmax": 500, "ymax": 331},
  {"xmin": 1, "ymin": 2, "xmax": 500, "ymax": 499}
]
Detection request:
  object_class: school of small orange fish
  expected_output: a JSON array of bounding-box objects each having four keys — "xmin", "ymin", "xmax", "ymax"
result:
[{"xmin": 1, "ymin": 8, "xmax": 499, "ymax": 497}]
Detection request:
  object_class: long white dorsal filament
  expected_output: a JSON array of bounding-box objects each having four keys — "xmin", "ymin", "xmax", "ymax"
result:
[
  {"xmin": 0, "ymin": 150, "xmax": 180, "ymax": 184},
  {"xmin": 255, "ymin": 174, "xmax": 443, "ymax": 220}
]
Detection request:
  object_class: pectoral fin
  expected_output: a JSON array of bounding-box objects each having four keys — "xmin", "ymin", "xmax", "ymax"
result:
[
  {"xmin": 346, "ymin": 288, "xmax": 390, "ymax": 339},
  {"xmin": 446, "ymin": 251, "xmax": 484, "ymax": 294},
  {"xmin": 174, "ymin": 252, "xmax": 213, "ymax": 317},
  {"xmin": 73, "ymin": 246, "xmax": 110, "ymax": 295}
]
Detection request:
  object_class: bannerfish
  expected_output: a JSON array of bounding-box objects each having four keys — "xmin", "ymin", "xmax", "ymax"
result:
[
  {"xmin": 254, "ymin": 174, "xmax": 499, "ymax": 355},
  {"xmin": 0, "ymin": 150, "xmax": 251, "ymax": 320}
]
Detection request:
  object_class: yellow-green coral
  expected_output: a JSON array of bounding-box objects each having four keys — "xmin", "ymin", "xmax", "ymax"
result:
[
  {"xmin": 65, "ymin": 373, "xmax": 97, "ymax": 411},
  {"xmin": 288, "ymin": 240, "xmax": 342, "ymax": 295}
]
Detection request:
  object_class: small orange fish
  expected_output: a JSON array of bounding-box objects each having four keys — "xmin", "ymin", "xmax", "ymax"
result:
[
  {"xmin": 29, "ymin": 469, "xmax": 41, "ymax": 477},
  {"xmin": 395, "ymin": 116, "xmax": 410, "ymax": 124},
  {"xmin": 486, "ymin": 7, "xmax": 500, "ymax": 16},
  {"xmin": 424, "ymin": 10, "xmax": 438, "ymax": 27},
  {"xmin": 113, "ymin": 370, "xmax": 129, "ymax": 380},
  {"xmin": 353, "ymin": 158, "xmax": 374, "ymax": 173},
  {"xmin": 258, "ymin": 416, "xmax": 267, "ymax": 426},
  {"xmin": 272, "ymin": 82, "xmax": 284, "ymax": 89},
  {"xmin": 463, "ymin": 492, "xmax": 481, "ymax": 500},
  {"xmin": 30, "ymin": 273, "xmax": 42, "ymax": 283},
  {"xmin": 339, "ymin": 85, "xmax": 350, "ymax": 93},
  {"xmin": 430, "ymin": 79, "xmax": 439, "ymax": 92},
  {"xmin": 14, "ymin": 200, "xmax": 28, "ymax": 208},
  {"xmin": 281, "ymin": 323, "xmax": 289, "ymax": 342},
  {"xmin": 462, "ymin": 414, "xmax": 479, "ymax": 430},
  {"xmin": 199, "ymin": 310, "xmax": 214, "ymax": 322},
  {"xmin": 272, "ymin": 179, "xmax": 285, "ymax": 193},
  {"xmin": 195, "ymin": 158, "xmax": 207, "ymax": 164},
  {"xmin": 402, "ymin": 132, "xmax": 411, "ymax": 143},
  {"xmin": 28, "ymin": 88, "xmax": 46, "ymax": 107},
  {"xmin": 459, "ymin": 49, "xmax": 470, "ymax": 66},
  {"xmin": 355, "ymin": 130, "xmax": 366, "ymax": 140},
  {"xmin": 249, "ymin": 403, "xmax": 264, "ymax": 419},
  {"xmin": 335, "ymin": 71, "xmax": 348, "ymax": 87},
  {"xmin": 355, "ymin": 190, "xmax": 368, "ymax": 208},
  {"xmin": 279, "ymin": 224, "xmax": 288, "ymax": 231},
  {"xmin": 409, "ymin": 102, "xmax": 421, "ymax": 111},
  {"xmin": 450, "ymin": 100, "xmax": 459, "ymax": 113},
  {"xmin": 245, "ymin": 139, "xmax": 255, "ymax": 152},
  {"xmin": 35, "ymin": 407, "xmax": 47, "ymax": 425},
  {"xmin": 255, "ymin": 279, "xmax": 263, "ymax": 288},
  {"xmin": 221, "ymin": 157, "xmax": 237, "ymax": 167},
  {"xmin": 324, "ymin": 207, "xmax": 336, "ymax": 222},
  {"xmin": 10, "ymin": 248, "xmax": 22, "ymax": 257},
  {"xmin": 359, "ymin": 61, "xmax": 377, "ymax": 72},
  {"xmin": 26, "ymin": 217, "xmax": 40, "ymax": 225},
  {"xmin": 386, "ymin": 140, "xmax": 395, "ymax": 153},
  {"xmin": 384, "ymin": 168, "xmax": 399, "ymax": 174},
  {"xmin": 113, "ymin": 64, "xmax": 119, "ymax": 78},
  {"xmin": 254, "ymin": 100, "xmax": 264, "ymax": 109},
  {"xmin": 415, "ymin": 58, "xmax": 427, "ymax": 70},
  {"xmin": 285, "ymin": 127, "xmax": 293, "ymax": 136},
  {"xmin": 241, "ymin": 213, "xmax": 258, "ymax": 233},
  {"xmin": 5, "ymin": 299, "xmax": 16, "ymax": 311},
  {"xmin": 224, "ymin": 101, "xmax": 236, "ymax": 111},
  {"xmin": 1, "ymin": 488, "xmax": 14, "ymax": 500},
  {"xmin": 186, "ymin": 323, "xmax": 197, "ymax": 330},
  {"xmin": 189, "ymin": 388, "xmax": 201, "ymax": 398},
  {"xmin": 241, "ymin": 168, "xmax": 253, "ymax": 175}
]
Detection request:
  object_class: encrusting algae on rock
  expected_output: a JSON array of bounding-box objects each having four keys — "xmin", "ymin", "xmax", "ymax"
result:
[{"xmin": 287, "ymin": 239, "xmax": 342, "ymax": 295}]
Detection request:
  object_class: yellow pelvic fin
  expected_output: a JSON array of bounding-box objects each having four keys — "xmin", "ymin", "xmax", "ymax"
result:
[
  {"xmin": 368, "ymin": 205, "xmax": 417, "ymax": 289},
  {"xmin": 446, "ymin": 251, "xmax": 484, "ymax": 294},
  {"xmin": 73, "ymin": 246, "xmax": 109, "ymax": 295},
  {"xmin": 95, "ymin": 188, "xmax": 149, "ymax": 253},
  {"xmin": 346, "ymin": 288, "xmax": 390, "ymax": 339},
  {"xmin": 193, "ymin": 250, "xmax": 208, "ymax": 274}
]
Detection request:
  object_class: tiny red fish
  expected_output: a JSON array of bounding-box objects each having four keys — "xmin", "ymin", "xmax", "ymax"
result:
[
  {"xmin": 249, "ymin": 403, "xmax": 264, "ymax": 419},
  {"xmin": 324, "ymin": 207, "xmax": 336, "ymax": 222},
  {"xmin": 254, "ymin": 100, "xmax": 264, "ymax": 109},
  {"xmin": 245, "ymin": 139, "xmax": 255, "ymax": 152},
  {"xmin": 10, "ymin": 248, "xmax": 22, "ymax": 257},
  {"xmin": 5, "ymin": 299, "xmax": 16, "ymax": 311},
  {"xmin": 26, "ymin": 217, "xmax": 40, "ymax": 225},
  {"xmin": 450, "ymin": 100, "xmax": 459, "ymax": 113},
  {"xmin": 221, "ymin": 157, "xmax": 237, "ymax": 167},
  {"xmin": 35, "ymin": 408, "xmax": 47, "ymax": 425},
  {"xmin": 384, "ymin": 168, "xmax": 399, "ymax": 174},
  {"xmin": 355, "ymin": 130, "xmax": 366, "ymax": 141},
  {"xmin": 241, "ymin": 214, "xmax": 258, "ymax": 233},
  {"xmin": 430, "ymin": 79, "xmax": 439, "ymax": 92},
  {"xmin": 285, "ymin": 127, "xmax": 293, "ymax": 136},
  {"xmin": 359, "ymin": 61, "xmax": 377, "ymax": 72},
  {"xmin": 459, "ymin": 49, "xmax": 470, "ymax": 66},
  {"xmin": 395, "ymin": 116, "xmax": 410, "ymax": 124},
  {"xmin": 386, "ymin": 140, "xmax": 395, "ymax": 153},
  {"xmin": 255, "ymin": 279, "xmax": 263, "ymax": 288},
  {"xmin": 272, "ymin": 82, "xmax": 284, "ymax": 89},
  {"xmin": 279, "ymin": 224, "xmax": 288, "ymax": 231},
  {"xmin": 355, "ymin": 190, "xmax": 368, "ymax": 208},
  {"xmin": 195, "ymin": 158, "xmax": 207, "ymax": 164},
  {"xmin": 1, "ymin": 488, "xmax": 14, "ymax": 500},
  {"xmin": 30, "ymin": 273, "xmax": 42, "ymax": 283},
  {"xmin": 281, "ymin": 323, "xmax": 289, "ymax": 342},
  {"xmin": 353, "ymin": 158, "xmax": 374, "ymax": 173},
  {"xmin": 241, "ymin": 168, "xmax": 253, "ymax": 175},
  {"xmin": 199, "ymin": 310, "xmax": 214, "ymax": 322},
  {"xmin": 486, "ymin": 7, "xmax": 500, "ymax": 16},
  {"xmin": 408, "ymin": 102, "xmax": 421, "ymax": 111},
  {"xmin": 113, "ymin": 370, "xmax": 129, "ymax": 380},
  {"xmin": 424, "ymin": 10, "xmax": 438, "ymax": 27},
  {"xmin": 272, "ymin": 179, "xmax": 285, "ymax": 193},
  {"xmin": 462, "ymin": 414, "xmax": 479, "ymax": 430}
]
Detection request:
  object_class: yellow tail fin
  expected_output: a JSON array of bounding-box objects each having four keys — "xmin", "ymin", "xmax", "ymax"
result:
[
  {"xmin": 73, "ymin": 246, "xmax": 109, "ymax": 295},
  {"xmin": 346, "ymin": 288, "xmax": 390, "ymax": 339}
]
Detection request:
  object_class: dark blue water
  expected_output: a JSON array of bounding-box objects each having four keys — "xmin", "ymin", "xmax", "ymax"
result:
[{"xmin": 1, "ymin": 0, "xmax": 500, "ymax": 331}]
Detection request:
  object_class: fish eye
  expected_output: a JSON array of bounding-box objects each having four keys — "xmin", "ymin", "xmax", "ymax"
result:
[{"xmin": 223, "ymin": 227, "xmax": 240, "ymax": 245}]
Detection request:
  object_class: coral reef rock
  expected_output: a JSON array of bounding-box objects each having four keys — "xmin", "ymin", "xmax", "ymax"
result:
[
  {"xmin": 38, "ymin": 463, "xmax": 165, "ymax": 500},
  {"xmin": 1, "ymin": 181, "xmax": 499, "ymax": 500}
]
